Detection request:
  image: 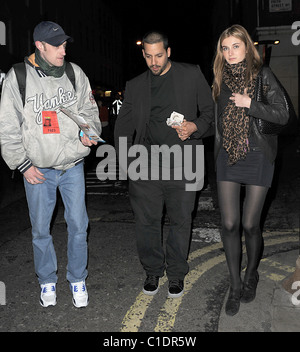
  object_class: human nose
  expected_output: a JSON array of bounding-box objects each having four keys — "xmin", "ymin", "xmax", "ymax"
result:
[
  {"xmin": 59, "ymin": 45, "xmax": 66, "ymax": 56},
  {"xmin": 151, "ymin": 57, "xmax": 157, "ymax": 66}
]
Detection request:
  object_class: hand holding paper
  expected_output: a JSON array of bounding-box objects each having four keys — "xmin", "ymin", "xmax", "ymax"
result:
[
  {"xmin": 167, "ymin": 111, "xmax": 197, "ymax": 141},
  {"xmin": 60, "ymin": 106, "xmax": 105, "ymax": 143}
]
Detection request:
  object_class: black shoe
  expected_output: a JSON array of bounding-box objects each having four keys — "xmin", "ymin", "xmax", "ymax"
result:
[
  {"xmin": 225, "ymin": 287, "xmax": 242, "ymax": 316},
  {"xmin": 241, "ymin": 272, "xmax": 259, "ymax": 303},
  {"xmin": 143, "ymin": 275, "xmax": 159, "ymax": 296},
  {"xmin": 168, "ymin": 279, "xmax": 184, "ymax": 298}
]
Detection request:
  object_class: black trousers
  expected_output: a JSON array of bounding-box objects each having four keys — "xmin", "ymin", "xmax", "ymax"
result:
[{"xmin": 129, "ymin": 179, "xmax": 197, "ymax": 280}]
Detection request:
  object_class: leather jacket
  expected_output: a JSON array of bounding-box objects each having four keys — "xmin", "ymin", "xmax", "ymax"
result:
[{"xmin": 214, "ymin": 66, "xmax": 289, "ymax": 164}]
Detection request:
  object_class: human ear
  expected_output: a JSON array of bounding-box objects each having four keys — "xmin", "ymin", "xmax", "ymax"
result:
[{"xmin": 35, "ymin": 41, "xmax": 43, "ymax": 50}]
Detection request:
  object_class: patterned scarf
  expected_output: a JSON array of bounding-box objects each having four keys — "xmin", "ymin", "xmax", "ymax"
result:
[{"xmin": 222, "ymin": 60, "xmax": 256, "ymax": 165}]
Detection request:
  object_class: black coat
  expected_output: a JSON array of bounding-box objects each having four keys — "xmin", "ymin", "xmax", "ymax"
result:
[
  {"xmin": 115, "ymin": 61, "xmax": 214, "ymax": 152},
  {"xmin": 214, "ymin": 66, "xmax": 290, "ymax": 164}
]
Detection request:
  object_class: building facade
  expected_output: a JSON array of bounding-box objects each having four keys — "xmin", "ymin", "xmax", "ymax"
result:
[{"xmin": 256, "ymin": 0, "xmax": 300, "ymax": 116}]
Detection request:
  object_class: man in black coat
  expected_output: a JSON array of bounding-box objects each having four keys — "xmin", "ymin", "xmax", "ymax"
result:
[{"xmin": 114, "ymin": 31, "xmax": 214, "ymax": 298}]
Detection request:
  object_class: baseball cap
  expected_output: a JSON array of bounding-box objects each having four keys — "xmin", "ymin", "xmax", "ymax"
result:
[{"xmin": 33, "ymin": 21, "xmax": 73, "ymax": 47}]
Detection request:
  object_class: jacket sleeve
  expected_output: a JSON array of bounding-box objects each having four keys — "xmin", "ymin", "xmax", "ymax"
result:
[
  {"xmin": 72, "ymin": 63, "xmax": 102, "ymax": 136},
  {"xmin": 0, "ymin": 68, "xmax": 30, "ymax": 171},
  {"xmin": 192, "ymin": 65, "xmax": 214, "ymax": 139},
  {"xmin": 114, "ymin": 80, "xmax": 135, "ymax": 150},
  {"xmin": 248, "ymin": 67, "xmax": 289, "ymax": 126}
]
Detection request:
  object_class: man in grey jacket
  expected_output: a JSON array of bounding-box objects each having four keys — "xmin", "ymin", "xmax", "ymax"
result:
[{"xmin": 0, "ymin": 21, "xmax": 101, "ymax": 308}]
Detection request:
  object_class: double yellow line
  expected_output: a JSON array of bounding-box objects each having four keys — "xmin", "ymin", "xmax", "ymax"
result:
[{"xmin": 120, "ymin": 230, "xmax": 299, "ymax": 332}]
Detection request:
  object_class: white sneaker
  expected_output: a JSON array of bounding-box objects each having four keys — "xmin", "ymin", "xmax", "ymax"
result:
[
  {"xmin": 70, "ymin": 281, "xmax": 89, "ymax": 308},
  {"xmin": 40, "ymin": 283, "xmax": 57, "ymax": 307}
]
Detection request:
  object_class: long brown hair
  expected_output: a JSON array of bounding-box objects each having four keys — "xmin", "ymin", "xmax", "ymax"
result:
[{"xmin": 212, "ymin": 24, "xmax": 262, "ymax": 102}]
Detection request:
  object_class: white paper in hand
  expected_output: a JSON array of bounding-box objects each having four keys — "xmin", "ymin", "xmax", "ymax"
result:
[
  {"xmin": 166, "ymin": 111, "xmax": 184, "ymax": 127},
  {"xmin": 60, "ymin": 106, "xmax": 105, "ymax": 143}
]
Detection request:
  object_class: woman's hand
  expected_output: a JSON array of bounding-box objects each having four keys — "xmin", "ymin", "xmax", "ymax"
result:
[{"xmin": 230, "ymin": 88, "xmax": 251, "ymax": 109}]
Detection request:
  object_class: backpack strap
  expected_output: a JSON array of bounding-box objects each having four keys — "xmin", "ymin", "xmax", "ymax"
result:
[
  {"xmin": 65, "ymin": 62, "xmax": 76, "ymax": 91},
  {"xmin": 13, "ymin": 62, "xmax": 27, "ymax": 106}
]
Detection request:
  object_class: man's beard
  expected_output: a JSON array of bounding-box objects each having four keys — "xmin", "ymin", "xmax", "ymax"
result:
[{"xmin": 150, "ymin": 60, "xmax": 169, "ymax": 76}]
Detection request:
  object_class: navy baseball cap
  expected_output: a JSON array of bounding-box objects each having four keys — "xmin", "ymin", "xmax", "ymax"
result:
[{"xmin": 33, "ymin": 21, "xmax": 73, "ymax": 46}]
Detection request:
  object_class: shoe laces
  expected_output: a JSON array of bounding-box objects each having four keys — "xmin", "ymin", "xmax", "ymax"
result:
[
  {"xmin": 41, "ymin": 283, "xmax": 55, "ymax": 294},
  {"xmin": 72, "ymin": 282, "xmax": 87, "ymax": 295},
  {"xmin": 145, "ymin": 275, "xmax": 159, "ymax": 286},
  {"xmin": 169, "ymin": 279, "xmax": 183, "ymax": 289}
]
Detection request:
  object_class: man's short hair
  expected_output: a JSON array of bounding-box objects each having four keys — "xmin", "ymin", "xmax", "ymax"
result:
[{"xmin": 142, "ymin": 31, "xmax": 169, "ymax": 50}]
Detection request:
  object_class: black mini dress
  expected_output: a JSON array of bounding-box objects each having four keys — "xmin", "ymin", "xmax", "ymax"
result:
[{"xmin": 216, "ymin": 138, "xmax": 274, "ymax": 188}]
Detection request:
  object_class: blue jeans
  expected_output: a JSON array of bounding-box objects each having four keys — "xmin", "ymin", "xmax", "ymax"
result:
[{"xmin": 24, "ymin": 163, "xmax": 89, "ymax": 285}]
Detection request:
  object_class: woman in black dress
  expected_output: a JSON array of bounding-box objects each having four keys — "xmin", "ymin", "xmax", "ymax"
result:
[{"xmin": 212, "ymin": 25, "xmax": 289, "ymax": 316}]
